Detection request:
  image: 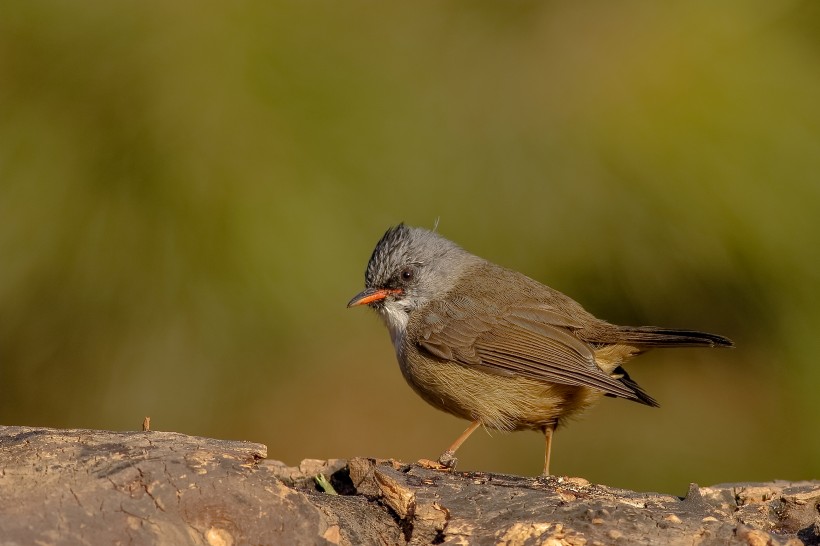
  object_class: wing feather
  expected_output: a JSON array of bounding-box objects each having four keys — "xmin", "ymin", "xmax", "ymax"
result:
[{"xmin": 414, "ymin": 299, "xmax": 642, "ymax": 402}]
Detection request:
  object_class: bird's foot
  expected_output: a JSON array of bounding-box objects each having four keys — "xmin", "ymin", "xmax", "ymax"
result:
[
  {"xmin": 438, "ymin": 450, "xmax": 457, "ymax": 468},
  {"xmin": 416, "ymin": 450, "xmax": 458, "ymax": 471}
]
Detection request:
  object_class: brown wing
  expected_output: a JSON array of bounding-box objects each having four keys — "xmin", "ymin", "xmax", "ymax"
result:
[{"xmin": 414, "ymin": 297, "xmax": 642, "ymax": 402}]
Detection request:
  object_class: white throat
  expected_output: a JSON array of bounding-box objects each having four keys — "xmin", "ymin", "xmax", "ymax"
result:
[{"xmin": 378, "ymin": 301, "xmax": 411, "ymax": 356}]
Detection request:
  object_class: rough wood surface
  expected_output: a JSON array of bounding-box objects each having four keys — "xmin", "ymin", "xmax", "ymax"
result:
[{"xmin": 0, "ymin": 426, "xmax": 817, "ymax": 545}]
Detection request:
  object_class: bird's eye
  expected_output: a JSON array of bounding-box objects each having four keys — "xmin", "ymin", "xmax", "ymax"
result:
[{"xmin": 400, "ymin": 267, "xmax": 415, "ymax": 281}]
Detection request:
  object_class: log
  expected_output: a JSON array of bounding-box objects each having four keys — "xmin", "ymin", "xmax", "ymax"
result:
[{"xmin": 0, "ymin": 426, "xmax": 817, "ymax": 545}]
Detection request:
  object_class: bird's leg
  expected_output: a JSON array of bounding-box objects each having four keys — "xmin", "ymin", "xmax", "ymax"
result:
[
  {"xmin": 417, "ymin": 420, "xmax": 481, "ymax": 471},
  {"xmin": 542, "ymin": 423, "xmax": 555, "ymax": 476},
  {"xmin": 439, "ymin": 420, "xmax": 481, "ymax": 468}
]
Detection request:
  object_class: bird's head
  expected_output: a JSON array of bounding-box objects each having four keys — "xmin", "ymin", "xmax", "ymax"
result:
[{"xmin": 347, "ymin": 224, "xmax": 478, "ymax": 342}]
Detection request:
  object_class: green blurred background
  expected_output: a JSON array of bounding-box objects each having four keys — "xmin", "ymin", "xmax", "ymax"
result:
[{"xmin": 1, "ymin": 2, "xmax": 819, "ymax": 494}]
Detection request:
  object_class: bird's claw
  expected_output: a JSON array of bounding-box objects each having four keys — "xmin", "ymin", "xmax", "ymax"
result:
[{"xmin": 438, "ymin": 450, "xmax": 457, "ymax": 469}]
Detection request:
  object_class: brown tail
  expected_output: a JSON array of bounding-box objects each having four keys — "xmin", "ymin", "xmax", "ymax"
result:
[{"xmin": 615, "ymin": 326, "xmax": 734, "ymax": 348}]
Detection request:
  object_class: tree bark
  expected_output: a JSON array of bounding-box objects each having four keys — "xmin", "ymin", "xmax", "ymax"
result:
[{"xmin": 0, "ymin": 426, "xmax": 817, "ymax": 545}]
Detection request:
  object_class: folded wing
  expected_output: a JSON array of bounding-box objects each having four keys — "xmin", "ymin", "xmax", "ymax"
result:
[{"xmin": 415, "ymin": 298, "xmax": 653, "ymax": 404}]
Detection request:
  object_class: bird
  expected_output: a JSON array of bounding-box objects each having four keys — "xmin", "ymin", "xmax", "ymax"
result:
[{"xmin": 347, "ymin": 224, "xmax": 733, "ymax": 475}]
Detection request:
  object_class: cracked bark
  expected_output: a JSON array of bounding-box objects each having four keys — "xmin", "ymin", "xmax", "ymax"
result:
[{"xmin": 0, "ymin": 426, "xmax": 817, "ymax": 545}]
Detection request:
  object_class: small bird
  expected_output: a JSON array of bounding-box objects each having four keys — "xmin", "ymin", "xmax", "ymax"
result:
[{"xmin": 347, "ymin": 224, "xmax": 733, "ymax": 475}]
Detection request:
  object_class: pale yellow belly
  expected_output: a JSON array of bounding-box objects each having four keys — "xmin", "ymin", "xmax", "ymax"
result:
[{"xmin": 399, "ymin": 356, "xmax": 604, "ymax": 432}]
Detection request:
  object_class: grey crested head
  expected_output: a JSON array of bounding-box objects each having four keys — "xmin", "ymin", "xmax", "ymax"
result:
[{"xmin": 348, "ymin": 224, "xmax": 480, "ymax": 347}]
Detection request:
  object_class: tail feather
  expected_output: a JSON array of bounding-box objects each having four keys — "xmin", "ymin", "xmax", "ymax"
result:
[
  {"xmin": 615, "ymin": 326, "xmax": 734, "ymax": 349},
  {"xmin": 606, "ymin": 366, "xmax": 660, "ymax": 407}
]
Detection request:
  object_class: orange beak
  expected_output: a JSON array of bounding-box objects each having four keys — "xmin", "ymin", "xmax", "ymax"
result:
[{"xmin": 347, "ymin": 287, "xmax": 402, "ymax": 308}]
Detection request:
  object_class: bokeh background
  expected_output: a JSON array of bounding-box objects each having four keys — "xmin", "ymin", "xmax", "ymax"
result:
[{"xmin": 2, "ymin": 2, "xmax": 819, "ymax": 494}]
